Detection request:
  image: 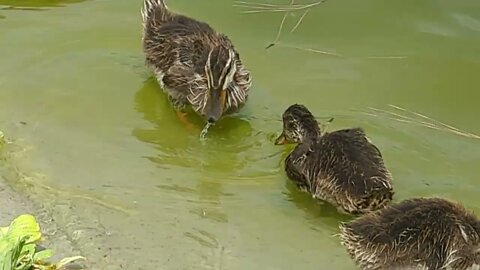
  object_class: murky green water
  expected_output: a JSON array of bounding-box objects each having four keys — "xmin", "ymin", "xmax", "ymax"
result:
[{"xmin": 1, "ymin": 0, "xmax": 479, "ymax": 269}]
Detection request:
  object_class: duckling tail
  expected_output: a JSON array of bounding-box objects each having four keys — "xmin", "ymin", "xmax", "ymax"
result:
[{"xmin": 142, "ymin": 0, "xmax": 169, "ymax": 27}]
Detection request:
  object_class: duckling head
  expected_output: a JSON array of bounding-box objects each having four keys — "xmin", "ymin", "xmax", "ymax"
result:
[
  {"xmin": 275, "ymin": 104, "xmax": 321, "ymax": 145},
  {"xmin": 203, "ymin": 46, "xmax": 237, "ymax": 123}
]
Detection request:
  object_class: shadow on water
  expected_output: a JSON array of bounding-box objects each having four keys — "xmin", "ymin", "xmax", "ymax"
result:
[
  {"xmin": 0, "ymin": 0, "xmax": 88, "ymax": 8},
  {"xmin": 273, "ymin": 144, "xmax": 350, "ymax": 232}
]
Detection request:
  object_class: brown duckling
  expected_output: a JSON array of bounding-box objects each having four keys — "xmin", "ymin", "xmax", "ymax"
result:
[
  {"xmin": 274, "ymin": 104, "xmax": 393, "ymax": 215},
  {"xmin": 141, "ymin": 0, "xmax": 252, "ymax": 126},
  {"xmin": 339, "ymin": 197, "xmax": 480, "ymax": 270}
]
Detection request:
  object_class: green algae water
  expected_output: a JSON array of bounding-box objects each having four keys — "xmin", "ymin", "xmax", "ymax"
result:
[{"xmin": 0, "ymin": 0, "xmax": 479, "ymax": 269}]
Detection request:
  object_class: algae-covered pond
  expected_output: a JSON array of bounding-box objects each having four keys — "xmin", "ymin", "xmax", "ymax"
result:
[{"xmin": 0, "ymin": 0, "xmax": 479, "ymax": 269}]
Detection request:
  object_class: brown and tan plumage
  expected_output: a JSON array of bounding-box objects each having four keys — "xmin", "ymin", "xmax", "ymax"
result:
[
  {"xmin": 274, "ymin": 104, "xmax": 393, "ymax": 215},
  {"xmin": 339, "ymin": 197, "xmax": 480, "ymax": 270},
  {"xmin": 141, "ymin": 0, "xmax": 252, "ymax": 124}
]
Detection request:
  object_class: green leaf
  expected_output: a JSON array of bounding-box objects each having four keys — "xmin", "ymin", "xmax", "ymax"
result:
[
  {"xmin": 21, "ymin": 243, "xmax": 35, "ymax": 256},
  {"xmin": 1, "ymin": 237, "xmax": 28, "ymax": 270},
  {"xmin": 6, "ymin": 215, "xmax": 41, "ymax": 244},
  {"xmin": 0, "ymin": 227, "xmax": 7, "ymax": 237},
  {"xmin": 1, "ymin": 248, "xmax": 14, "ymax": 270},
  {"xmin": 1, "ymin": 215, "xmax": 86, "ymax": 270},
  {"xmin": 33, "ymin": 249, "xmax": 54, "ymax": 262},
  {"xmin": 0, "ymin": 242, "xmax": 15, "ymax": 270},
  {"xmin": 15, "ymin": 243, "xmax": 36, "ymax": 270},
  {"xmin": 0, "ymin": 237, "xmax": 12, "ymax": 256}
]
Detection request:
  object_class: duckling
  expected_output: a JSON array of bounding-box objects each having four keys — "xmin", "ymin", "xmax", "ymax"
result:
[
  {"xmin": 274, "ymin": 104, "xmax": 393, "ymax": 214},
  {"xmin": 141, "ymin": 0, "xmax": 252, "ymax": 126},
  {"xmin": 339, "ymin": 197, "xmax": 480, "ymax": 270}
]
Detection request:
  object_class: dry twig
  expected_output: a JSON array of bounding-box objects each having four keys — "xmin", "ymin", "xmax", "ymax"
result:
[
  {"xmin": 234, "ymin": 0, "xmax": 328, "ymax": 49},
  {"xmin": 364, "ymin": 105, "xmax": 480, "ymax": 140}
]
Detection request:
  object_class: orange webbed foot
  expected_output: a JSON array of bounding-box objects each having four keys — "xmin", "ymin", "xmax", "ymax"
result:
[{"xmin": 176, "ymin": 111, "xmax": 200, "ymax": 133}]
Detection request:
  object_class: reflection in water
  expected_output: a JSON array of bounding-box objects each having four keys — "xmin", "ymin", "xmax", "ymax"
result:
[
  {"xmin": 0, "ymin": 0, "xmax": 87, "ymax": 8},
  {"xmin": 132, "ymin": 78, "xmax": 278, "ymax": 268},
  {"xmin": 283, "ymin": 180, "xmax": 350, "ymax": 232},
  {"xmin": 132, "ymin": 78, "xmax": 287, "ymax": 260},
  {"xmin": 132, "ymin": 77, "xmax": 281, "ymax": 178}
]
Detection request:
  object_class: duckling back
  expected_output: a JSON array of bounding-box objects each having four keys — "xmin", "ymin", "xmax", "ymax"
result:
[
  {"xmin": 286, "ymin": 127, "xmax": 393, "ymax": 214},
  {"xmin": 339, "ymin": 197, "xmax": 480, "ymax": 270}
]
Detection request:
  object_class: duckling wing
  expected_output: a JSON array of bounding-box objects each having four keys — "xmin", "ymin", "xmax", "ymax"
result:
[{"xmin": 319, "ymin": 128, "xmax": 391, "ymax": 197}]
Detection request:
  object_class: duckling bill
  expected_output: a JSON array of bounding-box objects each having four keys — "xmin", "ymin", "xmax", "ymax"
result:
[
  {"xmin": 275, "ymin": 104, "xmax": 394, "ymax": 214},
  {"xmin": 340, "ymin": 197, "xmax": 480, "ymax": 270},
  {"xmin": 141, "ymin": 0, "xmax": 252, "ymax": 125}
]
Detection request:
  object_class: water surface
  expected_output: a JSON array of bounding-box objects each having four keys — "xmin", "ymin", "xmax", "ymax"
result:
[{"xmin": 0, "ymin": 0, "xmax": 479, "ymax": 269}]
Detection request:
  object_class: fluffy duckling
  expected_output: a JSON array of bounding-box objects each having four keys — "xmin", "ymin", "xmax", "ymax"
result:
[
  {"xmin": 141, "ymin": 0, "xmax": 252, "ymax": 125},
  {"xmin": 339, "ymin": 197, "xmax": 480, "ymax": 270},
  {"xmin": 274, "ymin": 104, "xmax": 393, "ymax": 214}
]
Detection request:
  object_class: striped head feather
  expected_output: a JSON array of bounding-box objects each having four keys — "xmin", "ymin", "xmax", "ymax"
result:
[{"xmin": 187, "ymin": 45, "xmax": 248, "ymax": 123}]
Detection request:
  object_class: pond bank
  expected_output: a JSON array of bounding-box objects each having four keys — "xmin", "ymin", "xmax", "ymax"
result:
[{"xmin": 0, "ymin": 176, "xmax": 86, "ymax": 267}]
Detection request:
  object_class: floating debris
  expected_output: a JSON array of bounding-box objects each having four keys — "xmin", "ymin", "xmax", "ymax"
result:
[
  {"xmin": 234, "ymin": 0, "xmax": 327, "ymax": 13},
  {"xmin": 363, "ymin": 105, "xmax": 480, "ymax": 141},
  {"xmin": 235, "ymin": 0, "xmax": 328, "ymax": 49}
]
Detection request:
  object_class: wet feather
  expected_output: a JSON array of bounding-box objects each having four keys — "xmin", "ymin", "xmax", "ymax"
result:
[
  {"xmin": 141, "ymin": 0, "xmax": 252, "ymax": 121},
  {"xmin": 339, "ymin": 197, "xmax": 480, "ymax": 270},
  {"xmin": 275, "ymin": 104, "xmax": 394, "ymax": 214}
]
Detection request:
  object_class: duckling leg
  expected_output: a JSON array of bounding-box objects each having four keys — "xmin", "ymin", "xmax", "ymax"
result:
[
  {"xmin": 176, "ymin": 110, "xmax": 199, "ymax": 132},
  {"xmin": 168, "ymin": 94, "xmax": 199, "ymax": 132}
]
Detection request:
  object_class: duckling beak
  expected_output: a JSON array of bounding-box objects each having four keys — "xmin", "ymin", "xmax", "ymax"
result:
[
  {"xmin": 206, "ymin": 89, "xmax": 227, "ymax": 123},
  {"xmin": 274, "ymin": 132, "xmax": 288, "ymax": 145}
]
